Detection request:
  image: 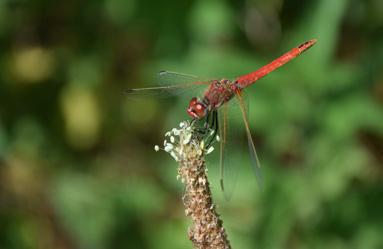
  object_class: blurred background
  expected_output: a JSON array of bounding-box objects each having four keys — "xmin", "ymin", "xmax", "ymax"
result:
[{"xmin": 0, "ymin": 0, "xmax": 382, "ymax": 248}]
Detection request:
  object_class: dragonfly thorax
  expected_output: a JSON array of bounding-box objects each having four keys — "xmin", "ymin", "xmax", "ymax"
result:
[
  {"xmin": 204, "ymin": 79, "xmax": 238, "ymax": 108},
  {"xmin": 187, "ymin": 79, "xmax": 242, "ymax": 119}
]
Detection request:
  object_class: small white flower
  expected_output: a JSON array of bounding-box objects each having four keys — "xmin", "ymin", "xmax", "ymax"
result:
[
  {"xmin": 176, "ymin": 147, "xmax": 183, "ymax": 155},
  {"xmin": 183, "ymin": 133, "xmax": 192, "ymax": 144},
  {"xmin": 173, "ymin": 129, "xmax": 181, "ymax": 136},
  {"xmin": 164, "ymin": 143, "xmax": 174, "ymax": 152},
  {"xmin": 206, "ymin": 146, "xmax": 214, "ymax": 155},
  {"xmin": 155, "ymin": 120, "xmax": 219, "ymax": 161},
  {"xmin": 170, "ymin": 151, "xmax": 179, "ymax": 161},
  {"xmin": 200, "ymin": 140, "xmax": 205, "ymax": 149},
  {"xmin": 172, "ymin": 128, "xmax": 181, "ymax": 135}
]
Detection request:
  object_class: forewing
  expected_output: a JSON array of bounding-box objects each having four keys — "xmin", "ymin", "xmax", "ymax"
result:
[
  {"xmin": 157, "ymin": 71, "xmax": 201, "ymax": 85},
  {"xmin": 125, "ymin": 71, "xmax": 208, "ymax": 99}
]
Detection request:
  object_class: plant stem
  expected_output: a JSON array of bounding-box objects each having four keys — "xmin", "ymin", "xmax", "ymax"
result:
[{"xmin": 177, "ymin": 136, "xmax": 231, "ymax": 249}]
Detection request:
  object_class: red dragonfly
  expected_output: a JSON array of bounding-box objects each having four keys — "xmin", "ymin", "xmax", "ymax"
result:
[{"xmin": 127, "ymin": 39, "xmax": 317, "ymax": 191}]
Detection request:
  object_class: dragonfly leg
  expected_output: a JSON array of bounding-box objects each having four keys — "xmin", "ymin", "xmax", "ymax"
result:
[
  {"xmin": 191, "ymin": 118, "xmax": 209, "ymax": 136},
  {"xmin": 190, "ymin": 118, "xmax": 197, "ymax": 126},
  {"xmin": 206, "ymin": 110, "xmax": 219, "ymax": 148},
  {"xmin": 193, "ymin": 123, "xmax": 208, "ymax": 134},
  {"xmin": 190, "ymin": 110, "xmax": 219, "ymax": 148},
  {"xmin": 192, "ymin": 111, "xmax": 212, "ymax": 135},
  {"xmin": 204, "ymin": 111, "xmax": 211, "ymax": 129}
]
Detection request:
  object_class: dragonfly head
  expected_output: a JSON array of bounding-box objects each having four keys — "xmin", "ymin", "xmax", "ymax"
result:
[{"xmin": 187, "ymin": 97, "xmax": 207, "ymax": 119}]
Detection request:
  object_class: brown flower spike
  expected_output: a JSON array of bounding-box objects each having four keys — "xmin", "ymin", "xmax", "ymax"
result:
[{"xmin": 155, "ymin": 121, "xmax": 231, "ymax": 249}]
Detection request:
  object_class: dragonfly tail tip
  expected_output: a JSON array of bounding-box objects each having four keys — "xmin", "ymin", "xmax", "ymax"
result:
[{"xmin": 298, "ymin": 39, "xmax": 317, "ymax": 53}]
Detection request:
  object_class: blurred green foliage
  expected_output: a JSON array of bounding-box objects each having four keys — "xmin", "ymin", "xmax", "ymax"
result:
[{"xmin": 0, "ymin": 0, "xmax": 383, "ymax": 248}]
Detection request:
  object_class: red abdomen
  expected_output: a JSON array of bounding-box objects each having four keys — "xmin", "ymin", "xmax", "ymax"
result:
[{"xmin": 235, "ymin": 39, "xmax": 317, "ymax": 88}]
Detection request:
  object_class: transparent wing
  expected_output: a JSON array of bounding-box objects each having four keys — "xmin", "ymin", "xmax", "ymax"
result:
[
  {"xmin": 157, "ymin": 71, "xmax": 201, "ymax": 85},
  {"xmin": 219, "ymin": 103, "xmax": 228, "ymax": 192},
  {"xmin": 217, "ymin": 101, "xmax": 244, "ymax": 201},
  {"xmin": 125, "ymin": 71, "xmax": 208, "ymax": 99},
  {"xmin": 235, "ymin": 90, "xmax": 263, "ymax": 190}
]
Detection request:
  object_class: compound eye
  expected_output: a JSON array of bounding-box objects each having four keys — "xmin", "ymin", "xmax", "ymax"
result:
[
  {"xmin": 187, "ymin": 97, "xmax": 202, "ymax": 118},
  {"xmin": 196, "ymin": 104, "xmax": 203, "ymax": 111},
  {"xmin": 187, "ymin": 97, "xmax": 207, "ymax": 119},
  {"xmin": 189, "ymin": 97, "xmax": 197, "ymax": 106},
  {"xmin": 194, "ymin": 103, "xmax": 206, "ymax": 117}
]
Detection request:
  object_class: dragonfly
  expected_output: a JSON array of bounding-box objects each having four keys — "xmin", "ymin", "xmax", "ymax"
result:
[{"xmin": 127, "ymin": 39, "xmax": 317, "ymax": 191}]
